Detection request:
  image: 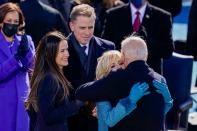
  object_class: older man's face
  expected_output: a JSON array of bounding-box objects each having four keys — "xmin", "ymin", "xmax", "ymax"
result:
[{"xmin": 69, "ymin": 16, "xmax": 95, "ymax": 45}]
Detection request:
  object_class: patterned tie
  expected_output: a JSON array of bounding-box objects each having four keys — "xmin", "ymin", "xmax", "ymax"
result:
[{"xmin": 133, "ymin": 11, "xmax": 141, "ymax": 32}]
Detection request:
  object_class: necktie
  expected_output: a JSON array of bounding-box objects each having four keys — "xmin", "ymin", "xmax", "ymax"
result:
[
  {"xmin": 81, "ymin": 45, "xmax": 88, "ymax": 73},
  {"xmin": 133, "ymin": 11, "xmax": 141, "ymax": 32},
  {"xmin": 82, "ymin": 45, "xmax": 87, "ymax": 55}
]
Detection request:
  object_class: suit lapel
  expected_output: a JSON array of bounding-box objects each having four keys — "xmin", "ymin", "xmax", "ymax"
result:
[
  {"xmin": 86, "ymin": 37, "xmax": 104, "ymax": 79},
  {"xmin": 68, "ymin": 35, "xmax": 82, "ymax": 68},
  {"xmin": 141, "ymin": 4, "xmax": 152, "ymax": 27},
  {"xmin": 124, "ymin": 3, "xmax": 133, "ymax": 32}
]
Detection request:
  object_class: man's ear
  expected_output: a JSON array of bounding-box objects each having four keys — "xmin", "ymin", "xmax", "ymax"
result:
[
  {"xmin": 121, "ymin": 52, "xmax": 126, "ymax": 65},
  {"xmin": 69, "ymin": 22, "xmax": 74, "ymax": 32}
]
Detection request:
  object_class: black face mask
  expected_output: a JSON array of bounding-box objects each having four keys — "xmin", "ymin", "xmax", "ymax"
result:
[{"xmin": 2, "ymin": 23, "xmax": 18, "ymax": 37}]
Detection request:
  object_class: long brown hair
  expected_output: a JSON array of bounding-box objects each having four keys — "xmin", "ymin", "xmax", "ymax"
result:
[{"xmin": 26, "ymin": 31, "xmax": 71, "ymax": 112}]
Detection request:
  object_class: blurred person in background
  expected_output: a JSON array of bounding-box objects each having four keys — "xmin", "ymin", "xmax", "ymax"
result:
[
  {"xmin": 19, "ymin": 0, "xmax": 70, "ymax": 47},
  {"xmin": 121, "ymin": 0, "xmax": 182, "ymax": 17},
  {"xmin": 0, "ymin": 0, "xmax": 8, "ymax": 5},
  {"xmin": 101, "ymin": 0, "xmax": 174, "ymax": 74}
]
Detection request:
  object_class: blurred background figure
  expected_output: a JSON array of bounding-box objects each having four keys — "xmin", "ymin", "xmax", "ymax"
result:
[
  {"xmin": 0, "ymin": 0, "xmax": 8, "ymax": 5},
  {"xmin": 19, "ymin": 0, "xmax": 70, "ymax": 47},
  {"xmin": 121, "ymin": 0, "xmax": 182, "ymax": 17},
  {"xmin": 46, "ymin": 0, "xmax": 71, "ymax": 22},
  {"xmin": 101, "ymin": 0, "xmax": 174, "ymax": 74},
  {"xmin": 0, "ymin": 2, "xmax": 35, "ymax": 131}
]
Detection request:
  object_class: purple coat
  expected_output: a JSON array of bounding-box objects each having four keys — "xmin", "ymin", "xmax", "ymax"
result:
[{"xmin": 0, "ymin": 32, "xmax": 35, "ymax": 131}]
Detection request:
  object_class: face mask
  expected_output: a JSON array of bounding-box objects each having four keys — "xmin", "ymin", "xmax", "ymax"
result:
[
  {"xmin": 2, "ymin": 23, "xmax": 18, "ymax": 37},
  {"xmin": 130, "ymin": 0, "xmax": 143, "ymax": 8}
]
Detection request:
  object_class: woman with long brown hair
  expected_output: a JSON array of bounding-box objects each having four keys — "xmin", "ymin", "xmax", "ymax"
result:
[{"xmin": 26, "ymin": 31, "xmax": 83, "ymax": 131}]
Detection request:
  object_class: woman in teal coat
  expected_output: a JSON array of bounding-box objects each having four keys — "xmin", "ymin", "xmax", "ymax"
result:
[
  {"xmin": 95, "ymin": 50, "xmax": 173, "ymax": 131},
  {"xmin": 95, "ymin": 50, "xmax": 150, "ymax": 131}
]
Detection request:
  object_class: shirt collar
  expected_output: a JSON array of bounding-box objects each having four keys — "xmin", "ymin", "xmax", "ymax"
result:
[
  {"xmin": 130, "ymin": 2, "xmax": 148, "ymax": 21},
  {"xmin": 79, "ymin": 43, "xmax": 89, "ymax": 55}
]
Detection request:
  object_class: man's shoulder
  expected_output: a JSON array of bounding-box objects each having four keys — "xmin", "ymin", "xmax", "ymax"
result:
[
  {"xmin": 94, "ymin": 36, "xmax": 115, "ymax": 49},
  {"xmin": 149, "ymin": 68, "xmax": 166, "ymax": 82},
  {"xmin": 106, "ymin": 3, "xmax": 129, "ymax": 15},
  {"xmin": 67, "ymin": 34, "xmax": 75, "ymax": 45},
  {"xmin": 148, "ymin": 3, "xmax": 171, "ymax": 17}
]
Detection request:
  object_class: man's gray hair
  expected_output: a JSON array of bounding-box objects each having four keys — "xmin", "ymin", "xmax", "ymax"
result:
[{"xmin": 121, "ymin": 35, "xmax": 148, "ymax": 61}]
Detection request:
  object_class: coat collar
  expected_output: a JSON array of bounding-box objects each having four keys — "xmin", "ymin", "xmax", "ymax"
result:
[
  {"xmin": 0, "ymin": 32, "xmax": 20, "ymax": 58},
  {"xmin": 125, "ymin": 2, "xmax": 152, "ymax": 28},
  {"xmin": 0, "ymin": 32, "xmax": 12, "ymax": 57}
]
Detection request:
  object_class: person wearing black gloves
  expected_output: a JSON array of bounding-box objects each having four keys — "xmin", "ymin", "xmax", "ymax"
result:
[
  {"xmin": 0, "ymin": 3, "xmax": 35, "ymax": 131},
  {"xmin": 15, "ymin": 34, "xmax": 30, "ymax": 61}
]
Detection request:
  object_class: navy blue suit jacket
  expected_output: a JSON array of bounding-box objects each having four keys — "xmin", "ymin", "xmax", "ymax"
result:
[
  {"xmin": 64, "ymin": 33, "xmax": 115, "ymax": 93},
  {"xmin": 76, "ymin": 61, "xmax": 165, "ymax": 131}
]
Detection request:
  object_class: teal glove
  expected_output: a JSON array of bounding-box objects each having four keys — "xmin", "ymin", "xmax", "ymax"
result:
[
  {"xmin": 153, "ymin": 79, "xmax": 173, "ymax": 103},
  {"xmin": 153, "ymin": 79, "xmax": 173, "ymax": 114},
  {"xmin": 129, "ymin": 82, "xmax": 150, "ymax": 104}
]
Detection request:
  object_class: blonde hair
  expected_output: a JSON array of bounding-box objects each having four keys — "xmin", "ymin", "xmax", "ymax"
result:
[
  {"xmin": 70, "ymin": 4, "xmax": 96, "ymax": 21},
  {"xmin": 96, "ymin": 50, "xmax": 121, "ymax": 80}
]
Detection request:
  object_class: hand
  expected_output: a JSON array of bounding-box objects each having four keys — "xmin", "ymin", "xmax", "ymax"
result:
[
  {"xmin": 15, "ymin": 34, "xmax": 30, "ymax": 59},
  {"xmin": 129, "ymin": 82, "xmax": 150, "ymax": 104},
  {"xmin": 152, "ymin": 79, "xmax": 173, "ymax": 103}
]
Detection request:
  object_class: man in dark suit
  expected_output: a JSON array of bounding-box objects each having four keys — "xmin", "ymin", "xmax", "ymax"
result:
[
  {"xmin": 76, "ymin": 35, "xmax": 173, "ymax": 131},
  {"xmin": 63, "ymin": 4, "xmax": 115, "ymax": 131},
  {"xmin": 122, "ymin": 0, "xmax": 182, "ymax": 17},
  {"xmin": 102, "ymin": 0, "xmax": 174, "ymax": 74},
  {"xmin": 19, "ymin": 0, "xmax": 70, "ymax": 47}
]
